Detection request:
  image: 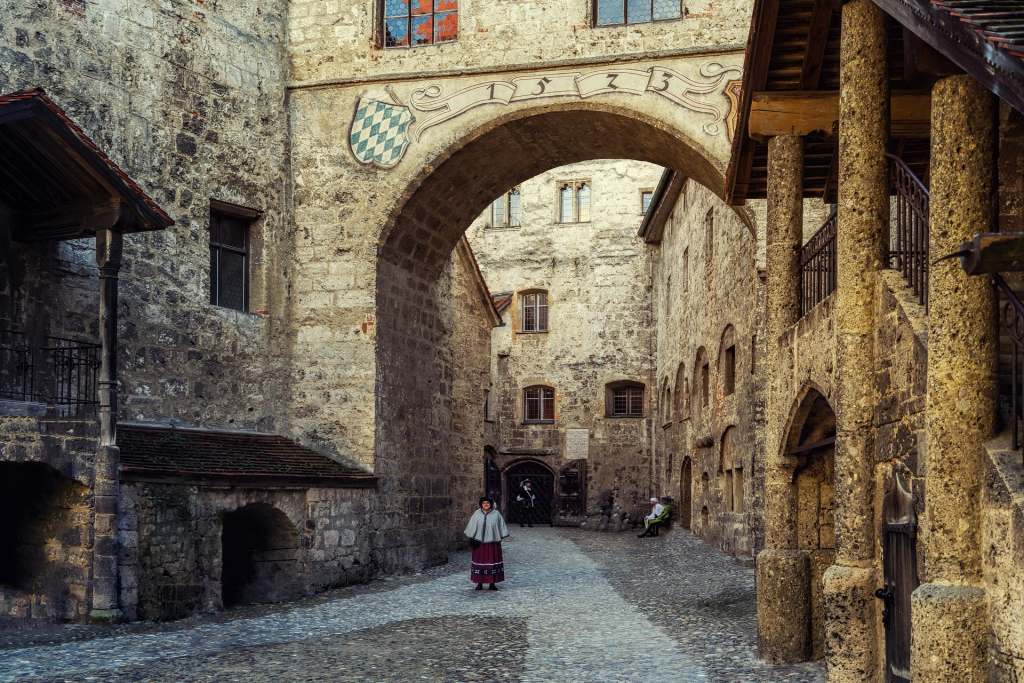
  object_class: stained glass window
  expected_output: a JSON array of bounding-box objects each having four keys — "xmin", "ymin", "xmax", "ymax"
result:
[
  {"xmin": 595, "ymin": 0, "xmax": 681, "ymax": 26},
  {"xmin": 384, "ymin": 0, "xmax": 457, "ymax": 48}
]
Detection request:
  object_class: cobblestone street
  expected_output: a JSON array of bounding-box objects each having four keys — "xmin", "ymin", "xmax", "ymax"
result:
[{"xmin": 0, "ymin": 528, "xmax": 824, "ymax": 682}]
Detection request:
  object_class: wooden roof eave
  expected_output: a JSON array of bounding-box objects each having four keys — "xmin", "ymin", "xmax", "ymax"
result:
[{"xmin": 725, "ymin": 0, "xmax": 781, "ymax": 206}]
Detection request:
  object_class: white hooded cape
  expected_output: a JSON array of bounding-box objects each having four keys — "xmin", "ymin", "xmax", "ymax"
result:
[{"xmin": 464, "ymin": 509, "xmax": 510, "ymax": 544}]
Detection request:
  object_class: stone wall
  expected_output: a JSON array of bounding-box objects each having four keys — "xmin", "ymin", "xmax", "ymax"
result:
[
  {"xmin": 119, "ymin": 483, "xmax": 379, "ymax": 622},
  {"xmin": 0, "ymin": 0, "xmax": 293, "ymax": 432},
  {"xmin": 468, "ymin": 159, "xmax": 662, "ymax": 519},
  {"xmin": 650, "ymin": 179, "xmax": 763, "ymax": 558},
  {"xmin": 286, "ymin": 0, "xmax": 752, "ymax": 84}
]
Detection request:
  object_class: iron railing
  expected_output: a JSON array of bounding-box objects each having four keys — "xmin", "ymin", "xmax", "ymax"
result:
[
  {"xmin": 994, "ymin": 274, "xmax": 1024, "ymax": 458},
  {"xmin": 800, "ymin": 211, "xmax": 838, "ymax": 317},
  {"xmin": 887, "ymin": 154, "xmax": 930, "ymax": 310},
  {"xmin": 0, "ymin": 328, "xmax": 100, "ymax": 417}
]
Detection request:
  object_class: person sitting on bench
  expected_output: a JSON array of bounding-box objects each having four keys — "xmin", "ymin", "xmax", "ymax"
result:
[{"xmin": 638, "ymin": 497, "xmax": 670, "ymax": 537}]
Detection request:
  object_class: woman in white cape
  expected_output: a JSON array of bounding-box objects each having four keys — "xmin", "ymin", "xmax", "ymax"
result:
[{"xmin": 464, "ymin": 496, "xmax": 510, "ymax": 591}]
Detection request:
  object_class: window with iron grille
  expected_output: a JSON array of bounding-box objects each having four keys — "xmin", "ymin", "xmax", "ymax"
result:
[
  {"xmin": 524, "ymin": 385, "xmax": 555, "ymax": 422},
  {"xmin": 382, "ymin": 0, "xmax": 458, "ymax": 49},
  {"xmin": 209, "ymin": 207, "xmax": 253, "ymax": 312},
  {"xmin": 607, "ymin": 381, "xmax": 644, "ymax": 417},
  {"xmin": 557, "ymin": 180, "xmax": 591, "ymax": 223},
  {"xmin": 489, "ymin": 187, "xmax": 521, "ymax": 228},
  {"xmin": 594, "ymin": 0, "xmax": 682, "ymax": 26},
  {"xmin": 520, "ymin": 291, "xmax": 548, "ymax": 332}
]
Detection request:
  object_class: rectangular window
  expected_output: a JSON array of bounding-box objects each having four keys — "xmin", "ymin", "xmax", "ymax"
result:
[
  {"xmin": 705, "ymin": 208, "xmax": 714, "ymax": 267},
  {"xmin": 209, "ymin": 207, "xmax": 252, "ymax": 312},
  {"xmin": 641, "ymin": 189, "xmax": 654, "ymax": 214},
  {"xmin": 489, "ymin": 187, "xmax": 521, "ymax": 228},
  {"xmin": 521, "ymin": 292, "xmax": 548, "ymax": 332},
  {"xmin": 724, "ymin": 345, "xmax": 736, "ymax": 395},
  {"xmin": 682, "ymin": 248, "xmax": 689, "ymax": 292},
  {"xmin": 524, "ymin": 386, "xmax": 555, "ymax": 422},
  {"xmin": 612, "ymin": 385, "xmax": 644, "ymax": 417},
  {"xmin": 595, "ymin": 0, "xmax": 681, "ymax": 26},
  {"xmin": 383, "ymin": 0, "xmax": 458, "ymax": 49},
  {"xmin": 557, "ymin": 180, "xmax": 591, "ymax": 223}
]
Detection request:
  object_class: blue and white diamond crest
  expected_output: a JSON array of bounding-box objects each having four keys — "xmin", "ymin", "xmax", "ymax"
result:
[{"xmin": 349, "ymin": 97, "xmax": 414, "ymax": 169}]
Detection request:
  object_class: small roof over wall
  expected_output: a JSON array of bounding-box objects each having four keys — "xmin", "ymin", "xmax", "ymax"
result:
[
  {"xmin": 118, "ymin": 423, "xmax": 377, "ymax": 489},
  {"xmin": 0, "ymin": 88, "xmax": 173, "ymax": 241}
]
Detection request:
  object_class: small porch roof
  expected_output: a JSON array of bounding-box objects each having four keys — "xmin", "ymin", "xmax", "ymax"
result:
[{"xmin": 0, "ymin": 88, "xmax": 173, "ymax": 241}]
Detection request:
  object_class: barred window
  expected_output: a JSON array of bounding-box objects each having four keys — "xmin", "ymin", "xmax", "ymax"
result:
[
  {"xmin": 382, "ymin": 0, "xmax": 458, "ymax": 49},
  {"xmin": 520, "ymin": 291, "xmax": 549, "ymax": 332},
  {"xmin": 490, "ymin": 187, "xmax": 521, "ymax": 228},
  {"xmin": 595, "ymin": 0, "xmax": 682, "ymax": 26},
  {"xmin": 524, "ymin": 385, "xmax": 555, "ymax": 422},
  {"xmin": 557, "ymin": 180, "xmax": 591, "ymax": 223},
  {"xmin": 608, "ymin": 382, "xmax": 644, "ymax": 417},
  {"xmin": 209, "ymin": 205, "xmax": 255, "ymax": 312}
]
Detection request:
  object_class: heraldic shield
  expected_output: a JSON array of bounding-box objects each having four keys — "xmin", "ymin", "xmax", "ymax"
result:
[{"xmin": 349, "ymin": 97, "xmax": 413, "ymax": 169}]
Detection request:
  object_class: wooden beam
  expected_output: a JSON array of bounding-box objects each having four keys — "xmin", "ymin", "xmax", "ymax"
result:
[
  {"xmin": 748, "ymin": 91, "xmax": 931, "ymax": 138},
  {"xmin": 800, "ymin": 0, "xmax": 836, "ymax": 89}
]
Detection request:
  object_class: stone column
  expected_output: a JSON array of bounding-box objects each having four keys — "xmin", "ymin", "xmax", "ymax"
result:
[
  {"xmin": 91, "ymin": 224, "xmax": 123, "ymax": 621},
  {"xmin": 911, "ymin": 74, "xmax": 996, "ymax": 682},
  {"xmin": 757, "ymin": 134, "xmax": 810, "ymax": 663},
  {"xmin": 824, "ymin": 0, "xmax": 887, "ymax": 678}
]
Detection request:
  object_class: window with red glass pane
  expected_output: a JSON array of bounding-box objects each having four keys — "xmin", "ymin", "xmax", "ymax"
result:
[{"xmin": 383, "ymin": 0, "xmax": 458, "ymax": 48}]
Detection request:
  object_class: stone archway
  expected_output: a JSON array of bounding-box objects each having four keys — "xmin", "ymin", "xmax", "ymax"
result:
[
  {"xmin": 504, "ymin": 459, "xmax": 555, "ymax": 526},
  {"xmin": 0, "ymin": 462, "xmax": 89, "ymax": 621},
  {"xmin": 221, "ymin": 503, "xmax": 301, "ymax": 608}
]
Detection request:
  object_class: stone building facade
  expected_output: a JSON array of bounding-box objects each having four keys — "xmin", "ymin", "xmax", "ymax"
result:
[
  {"xmin": 643, "ymin": 175, "xmax": 765, "ymax": 560},
  {"xmin": 467, "ymin": 159, "xmax": 663, "ymax": 525}
]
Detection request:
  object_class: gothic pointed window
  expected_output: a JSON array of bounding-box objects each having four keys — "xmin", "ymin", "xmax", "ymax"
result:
[
  {"xmin": 595, "ymin": 0, "xmax": 682, "ymax": 26},
  {"xmin": 489, "ymin": 187, "xmax": 521, "ymax": 228},
  {"xmin": 557, "ymin": 180, "xmax": 592, "ymax": 223},
  {"xmin": 382, "ymin": 0, "xmax": 458, "ymax": 49}
]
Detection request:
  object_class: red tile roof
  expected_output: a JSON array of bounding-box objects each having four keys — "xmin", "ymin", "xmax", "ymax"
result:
[
  {"xmin": 491, "ymin": 292, "xmax": 512, "ymax": 314},
  {"xmin": 0, "ymin": 88, "xmax": 173, "ymax": 230},
  {"xmin": 118, "ymin": 423, "xmax": 376, "ymax": 489}
]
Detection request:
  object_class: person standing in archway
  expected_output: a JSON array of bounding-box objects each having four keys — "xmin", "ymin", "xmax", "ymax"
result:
[
  {"xmin": 464, "ymin": 497, "xmax": 509, "ymax": 591},
  {"xmin": 515, "ymin": 479, "xmax": 537, "ymax": 527}
]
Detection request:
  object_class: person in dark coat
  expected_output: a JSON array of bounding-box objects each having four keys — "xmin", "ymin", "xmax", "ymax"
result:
[{"xmin": 515, "ymin": 479, "xmax": 537, "ymax": 528}]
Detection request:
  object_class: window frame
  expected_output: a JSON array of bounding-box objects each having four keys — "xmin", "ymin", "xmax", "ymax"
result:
[
  {"xmin": 378, "ymin": 0, "xmax": 459, "ymax": 50},
  {"xmin": 723, "ymin": 344, "xmax": 736, "ymax": 396},
  {"xmin": 209, "ymin": 200, "xmax": 259, "ymax": 313},
  {"xmin": 640, "ymin": 188, "xmax": 654, "ymax": 215},
  {"xmin": 523, "ymin": 385, "xmax": 555, "ymax": 424},
  {"xmin": 555, "ymin": 179, "xmax": 592, "ymax": 224},
  {"xmin": 519, "ymin": 290, "xmax": 549, "ymax": 333},
  {"xmin": 592, "ymin": 0, "xmax": 684, "ymax": 27},
  {"xmin": 606, "ymin": 381, "xmax": 644, "ymax": 418},
  {"xmin": 488, "ymin": 187, "xmax": 521, "ymax": 229}
]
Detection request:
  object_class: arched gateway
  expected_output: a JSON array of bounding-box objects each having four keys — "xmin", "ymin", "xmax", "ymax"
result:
[{"xmin": 287, "ymin": 55, "xmax": 742, "ymax": 567}]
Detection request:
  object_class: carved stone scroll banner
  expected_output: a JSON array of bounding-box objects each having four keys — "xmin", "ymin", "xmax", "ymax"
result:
[{"xmin": 348, "ymin": 61, "xmax": 742, "ymax": 169}]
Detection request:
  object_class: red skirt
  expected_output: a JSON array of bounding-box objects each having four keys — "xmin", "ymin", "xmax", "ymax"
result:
[{"xmin": 470, "ymin": 541, "xmax": 505, "ymax": 584}]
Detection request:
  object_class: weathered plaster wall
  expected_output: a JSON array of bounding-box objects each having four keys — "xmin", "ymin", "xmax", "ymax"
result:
[
  {"xmin": 0, "ymin": 0, "xmax": 293, "ymax": 432},
  {"xmin": 651, "ymin": 179, "xmax": 762, "ymax": 558},
  {"xmin": 467, "ymin": 159, "xmax": 662, "ymax": 518},
  {"xmin": 287, "ymin": 0, "xmax": 752, "ymax": 84}
]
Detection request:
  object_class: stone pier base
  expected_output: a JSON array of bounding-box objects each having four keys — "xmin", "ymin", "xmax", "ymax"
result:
[
  {"xmin": 911, "ymin": 583, "xmax": 987, "ymax": 682},
  {"xmin": 756, "ymin": 549, "xmax": 810, "ymax": 663},
  {"xmin": 822, "ymin": 564, "xmax": 876, "ymax": 681}
]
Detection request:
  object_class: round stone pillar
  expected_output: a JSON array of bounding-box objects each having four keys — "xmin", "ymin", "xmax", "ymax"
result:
[
  {"xmin": 827, "ymin": 0, "xmax": 888, "ymax": 678},
  {"xmin": 757, "ymin": 134, "xmax": 808, "ymax": 663},
  {"xmin": 911, "ymin": 73, "xmax": 996, "ymax": 683}
]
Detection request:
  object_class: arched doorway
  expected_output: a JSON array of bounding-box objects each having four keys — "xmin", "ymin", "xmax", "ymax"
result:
[
  {"xmin": 221, "ymin": 503, "xmax": 301, "ymax": 607},
  {"xmin": 504, "ymin": 460, "xmax": 554, "ymax": 526},
  {"xmin": 0, "ymin": 462, "xmax": 88, "ymax": 620},
  {"xmin": 679, "ymin": 457, "xmax": 692, "ymax": 529},
  {"xmin": 787, "ymin": 388, "xmax": 837, "ymax": 661}
]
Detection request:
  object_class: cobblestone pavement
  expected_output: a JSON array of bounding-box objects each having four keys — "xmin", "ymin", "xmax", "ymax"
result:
[{"xmin": 0, "ymin": 528, "xmax": 825, "ymax": 682}]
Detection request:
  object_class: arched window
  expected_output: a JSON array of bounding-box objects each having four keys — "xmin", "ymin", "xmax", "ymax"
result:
[
  {"xmin": 557, "ymin": 180, "xmax": 591, "ymax": 223},
  {"xmin": 674, "ymin": 364, "xmax": 686, "ymax": 417},
  {"xmin": 576, "ymin": 183, "xmax": 591, "ymax": 223},
  {"xmin": 720, "ymin": 427, "xmax": 743, "ymax": 513},
  {"xmin": 606, "ymin": 380, "xmax": 644, "ymax": 417},
  {"xmin": 519, "ymin": 290, "xmax": 548, "ymax": 332},
  {"xmin": 489, "ymin": 187, "xmax": 521, "ymax": 228},
  {"xmin": 523, "ymin": 385, "xmax": 555, "ymax": 423},
  {"xmin": 559, "ymin": 183, "xmax": 574, "ymax": 223},
  {"xmin": 661, "ymin": 380, "xmax": 673, "ymax": 423}
]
